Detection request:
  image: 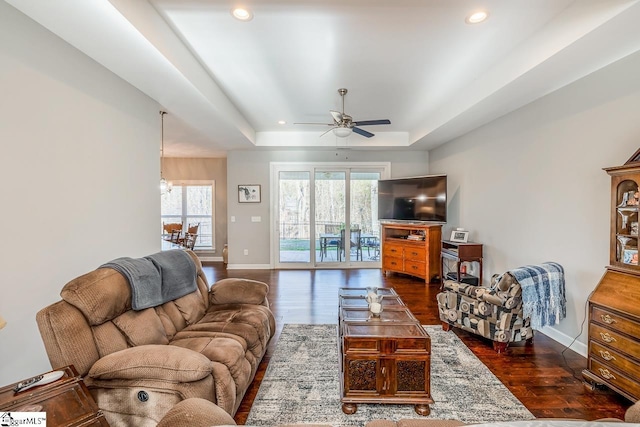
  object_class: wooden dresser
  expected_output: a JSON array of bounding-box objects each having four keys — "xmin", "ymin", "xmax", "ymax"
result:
[
  {"xmin": 0, "ymin": 365, "xmax": 109, "ymax": 427},
  {"xmin": 583, "ymin": 149, "xmax": 640, "ymax": 401},
  {"xmin": 380, "ymin": 222, "xmax": 442, "ymax": 283}
]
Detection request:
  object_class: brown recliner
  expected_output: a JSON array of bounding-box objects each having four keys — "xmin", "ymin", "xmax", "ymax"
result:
[{"xmin": 36, "ymin": 250, "xmax": 275, "ymax": 427}]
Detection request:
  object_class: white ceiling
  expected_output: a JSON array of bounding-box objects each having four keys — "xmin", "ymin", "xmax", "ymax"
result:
[{"xmin": 7, "ymin": 0, "xmax": 640, "ymax": 156}]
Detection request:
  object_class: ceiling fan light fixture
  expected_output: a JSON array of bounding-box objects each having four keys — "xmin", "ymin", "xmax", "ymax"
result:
[
  {"xmin": 232, "ymin": 7, "xmax": 253, "ymax": 21},
  {"xmin": 466, "ymin": 11, "xmax": 488, "ymax": 24},
  {"xmin": 333, "ymin": 127, "xmax": 353, "ymax": 138}
]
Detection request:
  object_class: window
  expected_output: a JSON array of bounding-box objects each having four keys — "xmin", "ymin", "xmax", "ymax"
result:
[{"xmin": 161, "ymin": 181, "xmax": 215, "ymax": 250}]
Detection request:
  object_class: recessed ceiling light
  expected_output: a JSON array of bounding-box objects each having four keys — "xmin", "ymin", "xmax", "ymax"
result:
[
  {"xmin": 465, "ymin": 11, "xmax": 488, "ymax": 24},
  {"xmin": 278, "ymin": 120, "xmax": 286, "ymax": 125},
  {"xmin": 232, "ymin": 7, "xmax": 253, "ymax": 21}
]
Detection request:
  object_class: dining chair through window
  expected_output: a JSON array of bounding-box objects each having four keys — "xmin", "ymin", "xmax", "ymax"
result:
[
  {"xmin": 162, "ymin": 222, "xmax": 183, "ymax": 243},
  {"xmin": 179, "ymin": 222, "xmax": 200, "ymax": 249}
]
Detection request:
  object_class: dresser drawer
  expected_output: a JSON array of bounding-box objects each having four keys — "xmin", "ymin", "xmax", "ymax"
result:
[
  {"xmin": 589, "ymin": 323, "xmax": 640, "ymax": 358},
  {"xmin": 592, "ymin": 305, "xmax": 640, "ymax": 338},
  {"xmin": 590, "ymin": 340, "xmax": 640, "ymax": 382},
  {"xmin": 589, "ymin": 358, "xmax": 640, "ymax": 401},
  {"xmin": 404, "ymin": 260, "xmax": 426, "ymax": 276},
  {"xmin": 404, "ymin": 246, "xmax": 426, "ymax": 261},
  {"xmin": 383, "ymin": 244, "xmax": 404, "ymax": 257},
  {"xmin": 383, "ymin": 256, "xmax": 403, "ymax": 271}
]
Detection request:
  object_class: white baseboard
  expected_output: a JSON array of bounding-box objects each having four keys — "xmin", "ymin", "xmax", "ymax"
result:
[
  {"xmin": 227, "ymin": 263, "xmax": 272, "ymax": 269},
  {"xmin": 198, "ymin": 256, "xmax": 222, "ymax": 262},
  {"xmin": 539, "ymin": 325, "xmax": 587, "ymax": 357}
]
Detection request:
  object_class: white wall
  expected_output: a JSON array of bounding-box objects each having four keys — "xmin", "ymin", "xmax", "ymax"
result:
[
  {"xmin": 226, "ymin": 149, "xmax": 429, "ymax": 266},
  {"xmin": 0, "ymin": 2, "xmax": 160, "ymax": 384},
  {"xmin": 429, "ymin": 50, "xmax": 640, "ymax": 355}
]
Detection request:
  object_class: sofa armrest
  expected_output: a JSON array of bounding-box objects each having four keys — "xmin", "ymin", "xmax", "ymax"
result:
[
  {"xmin": 88, "ymin": 345, "xmax": 213, "ymax": 382},
  {"xmin": 626, "ymin": 400, "xmax": 640, "ymax": 423},
  {"xmin": 156, "ymin": 398, "xmax": 236, "ymax": 427},
  {"xmin": 209, "ymin": 278, "xmax": 269, "ymax": 307}
]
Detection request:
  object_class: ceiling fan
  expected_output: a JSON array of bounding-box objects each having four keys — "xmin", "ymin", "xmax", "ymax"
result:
[{"xmin": 294, "ymin": 88, "xmax": 391, "ymax": 138}]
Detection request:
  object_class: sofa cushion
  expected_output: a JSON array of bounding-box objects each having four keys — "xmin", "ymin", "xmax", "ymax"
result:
[
  {"xmin": 170, "ymin": 336, "xmax": 252, "ymax": 394},
  {"xmin": 89, "ymin": 345, "xmax": 213, "ymax": 382},
  {"xmin": 196, "ymin": 304, "xmax": 274, "ymax": 358},
  {"xmin": 112, "ymin": 308, "xmax": 169, "ymax": 346},
  {"xmin": 61, "ymin": 268, "xmax": 131, "ymax": 325}
]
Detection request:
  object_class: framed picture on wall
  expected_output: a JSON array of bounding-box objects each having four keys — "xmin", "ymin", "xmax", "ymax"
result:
[
  {"xmin": 450, "ymin": 230, "xmax": 469, "ymax": 243},
  {"xmin": 238, "ymin": 185, "xmax": 261, "ymax": 203}
]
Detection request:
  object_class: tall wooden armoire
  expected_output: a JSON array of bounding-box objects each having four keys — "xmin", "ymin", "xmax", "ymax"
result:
[{"xmin": 583, "ymin": 148, "xmax": 640, "ymax": 401}]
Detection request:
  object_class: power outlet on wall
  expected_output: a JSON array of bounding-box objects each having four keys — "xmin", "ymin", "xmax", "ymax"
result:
[{"xmin": 243, "ymin": 249, "xmax": 249, "ymax": 255}]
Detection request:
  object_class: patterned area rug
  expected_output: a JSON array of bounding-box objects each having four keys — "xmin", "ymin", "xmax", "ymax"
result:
[{"xmin": 246, "ymin": 324, "xmax": 535, "ymax": 426}]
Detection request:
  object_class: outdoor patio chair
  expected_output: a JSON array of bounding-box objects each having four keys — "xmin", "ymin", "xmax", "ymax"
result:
[
  {"xmin": 341, "ymin": 228, "xmax": 362, "ymax": 261},
  {"xmin": 320, "ymin": 224, "xmax": 341, "ymax": 261}
]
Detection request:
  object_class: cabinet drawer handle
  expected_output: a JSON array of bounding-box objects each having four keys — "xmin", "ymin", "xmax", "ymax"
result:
[
  {"xmin": 598, "ymin": 368, "xmax": 616, "ymax": 380},
  {"xmin": 411, "ymin": 265, "xmax": 418, "ymax": 270},
  {"xmin": 390, "ymin": 261, "xmax": 397, "ymax": 266},
  {"xmin": 600, "ymin": 332, "xmax": 617, "ymax": 343},
  {"xmin": 390, "ymin": 249, "xmax": 398, "ymax": 253},
  {"xmin": 411, "ymin": 251, "xmax": 418, "ymax": 256},
  {"xmin": 381, "ymin": 367, "xmax": 387, "ymax": 391},
  {"xmin": 599, "ymin": 350, "xmax": 616, "ymax": 361},
  {"xmin": 600, "ymin": 314, "xmax": 617, "ymax": 324}
]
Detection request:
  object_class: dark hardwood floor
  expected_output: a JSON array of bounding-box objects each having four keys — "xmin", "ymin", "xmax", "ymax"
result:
[{"xmin": 200, "ymin": 263, "xmax": 631, "ymax": 424}]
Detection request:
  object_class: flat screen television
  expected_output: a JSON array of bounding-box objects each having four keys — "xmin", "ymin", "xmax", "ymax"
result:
[{"xmin": 377, "ymin": 175, "xmax": 447, "ymax": 223}]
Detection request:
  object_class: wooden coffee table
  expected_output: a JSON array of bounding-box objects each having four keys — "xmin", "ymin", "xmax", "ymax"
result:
[{"xmin": 338, "ymin": 288, "xmax": 433, "ymax": 415}]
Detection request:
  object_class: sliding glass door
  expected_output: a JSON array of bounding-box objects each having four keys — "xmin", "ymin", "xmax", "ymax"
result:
[
  {"xmin": 277, "ymin": 171, "xmax": 311, "ymax": 263},
  {"xmin": 272, "ymin": 162, "xmax": 389, "ymax": 269},
  {"xmin": 315, "ymin": 171, "xmax": 346, "ymax": 264}
]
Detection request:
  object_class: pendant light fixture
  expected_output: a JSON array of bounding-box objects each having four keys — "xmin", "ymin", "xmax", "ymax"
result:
[{"xmin": 159, "ymin": 110, "xmax": 172, "ymax": 194}]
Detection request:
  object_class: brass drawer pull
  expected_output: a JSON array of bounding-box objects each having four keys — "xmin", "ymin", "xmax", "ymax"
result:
[
  {"xmin": 599, "ymin": 350, "xmax": 616, "ymax": 361},
  {"xmin": 381, "ymin": 367, "xmax": 388, "ymax": 391},
  {"xmin": 598, "ymin": 368, "xmax": 616, "ymax": 380},
  {"xmin": 600, "ymin": 314, "xmax": 617, "ymax": 325},
  {"xmin": 600, "ymin": 332, "xmax": 617, "ymax": 343}
]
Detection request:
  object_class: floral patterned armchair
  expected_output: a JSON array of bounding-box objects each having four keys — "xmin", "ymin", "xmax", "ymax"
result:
[{"xmin": 436, "ymin": 272, "xmax": 534, "ymax": 353}]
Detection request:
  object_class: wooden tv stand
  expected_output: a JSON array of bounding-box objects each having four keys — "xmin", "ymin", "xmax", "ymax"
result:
[{"xmin": 380, "ymin": 222, "xmax": 442, "ymax": 283}]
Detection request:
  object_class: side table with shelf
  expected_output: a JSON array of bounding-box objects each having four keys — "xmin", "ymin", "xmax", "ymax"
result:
[
  {"xmin": 0, "ymin": 365, "xmax": 109, "ymax": 427},
  {"xmin": 440, "ymin": 240, "xmax": 483, "ymax": 286}
]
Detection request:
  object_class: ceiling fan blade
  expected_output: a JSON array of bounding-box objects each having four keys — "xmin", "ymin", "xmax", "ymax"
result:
[
  {"xmin": 352, "ymin": 119, "xmax": 391, "ymax": 126},
  {"xmin": 329, "ymin": 110, "xmax": 343, "ymax": 124},
  {"xmin": 319, "ymin": 126, "xmax": 338, "ymax": 137},
  {"xmin": 353, "ymin": 127, "xmax": 374, "ymax": 138},
  {"xmin": 293, "ymin": 122, "xmax": 334, "ymax": 126}
]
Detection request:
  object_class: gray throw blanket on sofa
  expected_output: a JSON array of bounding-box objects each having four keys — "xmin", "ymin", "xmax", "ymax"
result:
[
  {"xmin": 508, "ymin": 261, "xmax": 566, "ymax": 330},
  {"xmin": 101, "ymin": 249, "xmax": 197, "ymax": 310}
]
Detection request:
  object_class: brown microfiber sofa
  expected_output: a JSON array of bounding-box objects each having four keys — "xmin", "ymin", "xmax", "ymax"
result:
[{"xmin": 36, "ymin": 250, "xmax": 275, "ymax": 427}]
